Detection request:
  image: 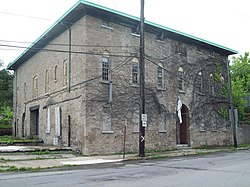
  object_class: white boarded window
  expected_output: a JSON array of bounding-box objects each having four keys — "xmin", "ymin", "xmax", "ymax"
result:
[
  {"xmin": 102, "ymin": 106, "xmax": 113, "ymax": 133},
  {"xmin": 46, "ymin": 107, "xmax": 50, "ymax": 134},
  {"xmin": 55, "ymin": 107, "xmax": 61, "ymax": 136},
  {"xmin": 132, "ymin": 109, "xmax": 139, "ymax": 133}
]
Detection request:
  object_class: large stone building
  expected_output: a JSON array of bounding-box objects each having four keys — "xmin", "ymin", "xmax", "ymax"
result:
[{"xmin": 8, "ymin": 1, "xmax": 237, "ymax": 155}]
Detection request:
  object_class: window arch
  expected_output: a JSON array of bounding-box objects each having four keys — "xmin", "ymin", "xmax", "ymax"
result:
[
  {"xmin": 132, "ymin": 57, "xmax": 139, "ymax": 84},
  {"xmin": 178, "ymin": 67, "xmax": 184, "ymax": 91},
  {"xmin": 102, "ymin": 52, "xmax": 110, "ymax": 81},
  {"xmin": 157, "ymin": 63, "xmax": 164, "ymax": 88}
]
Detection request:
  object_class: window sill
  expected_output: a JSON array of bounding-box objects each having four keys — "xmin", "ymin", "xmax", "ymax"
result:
[
  {"xmin": 131, "ymin": 33, "xmax": 140, "ymax": 37},
  {"xmin": 159, "ymin": 130, "xmax": 167, "ymax": 133},
  {"xmin": 199, "ymin": 129, "xmax": 206, "ymax": 132},
  {"xmin": 102, "ymin": 131, "xmax": 114, "ymax": 134},
  {"xmin": 101, "ymin": 25, "xmax": 113, "ymax": 30},
  {"xmin": 157, "ymin": 87, "xmax": 166, "ymax": 91},
  {"xmin": 100, "ymin": 80, "xmax": 110, "ymax": 84},
  {"xmin": 130, "ymin": 83, "xmax": 140, "ymax": 88},
  {"xmin": 156, "ymin": 40, "xmax": 165, "ymax": 44},
  {"xmin": 179, "ymin": 90, "xmax": 185, "ymax": 94}
]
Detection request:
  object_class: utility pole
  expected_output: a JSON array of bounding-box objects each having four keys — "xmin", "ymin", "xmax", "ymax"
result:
[
  {"xmin": 139, "ymin": 0, "xmax": 145, "ymax": 157},
  {"xmin": 226, "ymin": 59, "xmax": 237, "ymax": 148}
]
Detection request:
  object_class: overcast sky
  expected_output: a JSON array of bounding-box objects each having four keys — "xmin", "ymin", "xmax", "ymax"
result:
[{"xmin": 0, "ymin": 0, "xmax": 250, "ymax": 68}]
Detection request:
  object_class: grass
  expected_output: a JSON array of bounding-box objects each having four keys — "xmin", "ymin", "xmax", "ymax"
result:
[
  {"xmin": 0, "ymin": 135, "xmax": 42, "ymax": 145},
  {"xmin": 0, "ymin": 165, "xmax": 42, "ymax": 172}
]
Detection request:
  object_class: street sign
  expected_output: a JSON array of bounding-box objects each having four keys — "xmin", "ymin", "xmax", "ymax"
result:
[
  {"xmin": 141, "ymin": 114, "xmax": 147, "ymax": 122},
  {"xmin": 141, "ymin": 114, "xmax": 147, "ymax": 127}
]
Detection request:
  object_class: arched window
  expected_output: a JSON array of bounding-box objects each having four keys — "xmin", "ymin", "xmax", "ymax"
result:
[
  {"xmin": 210, "ymin": 74, "xmax": 215, "ymax": 95},
  {"xmin": 197, "ymin": 71, "xmax": 202, "ymax": 93},
  {"xmin": 45, "ymin": 70, "xmax": 49, "ymax": 93},
  {"xmin": 54, "ymin": 65, "xmax": 57, "ymax": 82},
  {"xmin": 132, "ymin": 57, "xmax": 139, "ymax": 84},
  {"xmin": 102, "ymin": 52, "xmax": 110, "ymax": 81},
  {"xmin": 33, "ymin": 76, "xmax": 38, "ymax": 98},
  {"xmin": 24, "ymin": 83, "xmax": 27, "ymax": 100},
  {"xmin": 178, "ymin": 67, "xmax": 184, "ymax": 91},
  {"xmin": 63, "ymin": 60, "xmax": 68, "ymax": 86},
  {"xmin": 157, "ymin": 63, "xmax": 164, "ymax": 89}
]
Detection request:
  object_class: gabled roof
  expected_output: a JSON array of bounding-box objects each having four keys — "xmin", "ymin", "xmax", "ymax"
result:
[{"xmin": 7, "ymin": 0, "xmax": 237, "ymax": 70}]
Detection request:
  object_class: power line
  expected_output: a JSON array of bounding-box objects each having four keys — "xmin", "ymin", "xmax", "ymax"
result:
[
  {"xmin": 0, "ymin": 39, "xmax": 137, "ymax": 48},
  {"xmin": 0, "ymin": 43, "xmax": 135, "ymax": 58}
]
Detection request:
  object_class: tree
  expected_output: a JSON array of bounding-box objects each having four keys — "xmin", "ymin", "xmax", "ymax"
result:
[
  {"xmin": 0, "ymin": 60, "xmax": 13, "ymax": 109},
  {"xmin": 231, "ymin": 52, "xmax": 250, "ymax": 120}
]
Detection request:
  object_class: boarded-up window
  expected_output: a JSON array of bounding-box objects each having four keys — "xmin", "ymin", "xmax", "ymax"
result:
[
  {"xmin": 46, "ymin": 107, "xmax": 50, "ymax": 134},
  {"xmin": 55, "ymin": 107, "xmax": 61, "ymax": 136},
  {"xmin": 102, "ymin": 106, "xmax": 112, "ymax": 133},
  {"xmin": 132, "ymin": 109, "xmax": 139, "ymax": 133}
]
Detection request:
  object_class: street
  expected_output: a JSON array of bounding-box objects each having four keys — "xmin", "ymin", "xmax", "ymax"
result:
[{"xmin": 0, "ymin": 150, "xmax": 250, "ymax": 187}]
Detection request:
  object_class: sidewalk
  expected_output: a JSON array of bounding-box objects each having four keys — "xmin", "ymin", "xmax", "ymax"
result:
[{"xmin": 0, "ymin": 146, "xmax": 248, "ymax": 171}]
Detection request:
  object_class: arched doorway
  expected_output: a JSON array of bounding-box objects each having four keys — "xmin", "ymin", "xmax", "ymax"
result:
[{"xmin": 177, "ymin": 104, "xmax": 189, "ymax": 145}]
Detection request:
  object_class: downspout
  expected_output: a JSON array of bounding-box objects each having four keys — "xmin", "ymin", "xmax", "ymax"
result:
[
  {"xmin": 14, "ymin": 70, "xmax": 18, "ymax": 136},
  {"xmin": 61, "ymin": 23, "xmax": 71, "ymax": 93},
  {"xmin": 68, "ymin": 28, "xmax": 71, "ymax": 93}
]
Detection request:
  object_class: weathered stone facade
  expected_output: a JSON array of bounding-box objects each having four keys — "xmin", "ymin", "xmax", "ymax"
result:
[{"xmin": 8, "ymin": 1, "xmax": 236, "ymax": 155}]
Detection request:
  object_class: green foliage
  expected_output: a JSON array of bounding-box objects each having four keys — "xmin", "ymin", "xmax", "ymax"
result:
[
  {"xmin": 0, "ymin": 65, "xmax": 13, "ymax": 109},
  {"xmin": 230, "ymin": 52, "xmax": 250, "ymax": 120},
  {"xmin": 0, "ymin": 106, "xmax": 13, "ymax": 126},
  {"xmin": 231, "ymin": 52, "xmax": 250, "ymax": 92},
  {"xmin": 0, "ymin": 61, "xmax": 14, "ymax": 129},
  {"xmin": 218, "ymin": 107, "xmax": 229, "ymax": 119}
]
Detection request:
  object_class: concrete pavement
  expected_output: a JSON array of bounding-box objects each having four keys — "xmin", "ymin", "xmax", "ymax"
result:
[{"xmin": 0, "ymin": 145, "xmax": 248, "ymax": 170}]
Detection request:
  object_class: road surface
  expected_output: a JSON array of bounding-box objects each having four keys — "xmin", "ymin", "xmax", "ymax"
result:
[{"xmin": 0, "ymin": 150, "xmax": 250, "ymax": 187}]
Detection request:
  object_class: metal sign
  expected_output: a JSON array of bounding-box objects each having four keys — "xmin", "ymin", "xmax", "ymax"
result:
[
  {"xmin": 141, "ymin": 114, "xmax": 147, "ymax": 122},
  {"xmin": 141, "ymin": 114, "xmax": 147, "ymax": 127}
]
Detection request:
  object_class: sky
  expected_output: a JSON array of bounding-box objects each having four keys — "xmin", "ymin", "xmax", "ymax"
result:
[{"xmin": 0, "ymin": 0, "xmax": 250, "ymax": 68}]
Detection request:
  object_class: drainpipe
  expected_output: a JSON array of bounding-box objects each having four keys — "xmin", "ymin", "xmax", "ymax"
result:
[{"xmin": 61, "ymin": 23, "xmax": 71, "ymax": 93}]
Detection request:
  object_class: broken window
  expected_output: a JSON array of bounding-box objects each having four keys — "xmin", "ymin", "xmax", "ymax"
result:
[
  {"xmin": 157, "ymin": 63, "xmax": 164, "ymax": 89},
  {"xmin": 178, "ymin": 67, "xmax": 184, "ymax": 91},
  {"xmin": 132, "ymin": 57, "xmax": 139, "ymax": 84}
]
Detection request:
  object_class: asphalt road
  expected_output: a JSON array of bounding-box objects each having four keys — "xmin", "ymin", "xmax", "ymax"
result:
[{"xmin": 0, "ymin": 150, "xmax": 250, "ymax": 187}]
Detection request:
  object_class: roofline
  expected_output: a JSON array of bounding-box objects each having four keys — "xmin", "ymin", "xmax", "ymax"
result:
[{"xmin": 7, "ymin": 0, "xmax": 237, "ymax": 70}]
